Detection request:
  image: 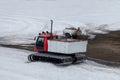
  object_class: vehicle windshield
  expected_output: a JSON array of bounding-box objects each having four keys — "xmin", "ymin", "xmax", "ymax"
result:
[{"xmin": 36, "ymin": 37, "xmax": 44, "ymax": 47}]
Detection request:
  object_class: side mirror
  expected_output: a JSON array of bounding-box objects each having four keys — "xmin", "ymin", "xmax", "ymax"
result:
[{"xmin": 34, "ymin": 36, "xmax": 37, "ymax": 40}]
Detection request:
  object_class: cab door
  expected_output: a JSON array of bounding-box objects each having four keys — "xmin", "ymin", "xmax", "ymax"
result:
[
  {"xmin": 35, "ymin": 36, "xmax": 48, "ymax": 52},
  {"xmin": 36, "ymin": 37, "xmax": 44, "ymax": 51}
]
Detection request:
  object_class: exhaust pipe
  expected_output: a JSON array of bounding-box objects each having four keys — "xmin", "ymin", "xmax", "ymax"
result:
[{"xmin": 50, "ymin": 20, "xmax": 53, "ymax": 39}]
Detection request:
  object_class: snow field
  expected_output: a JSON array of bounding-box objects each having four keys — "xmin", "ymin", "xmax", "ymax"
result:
[
  {"xmin": 0, "ymin": 47, "xmax": 120, "ymax": 80},
  {"xmin": 0, "ymin": 0, "xmax": 120, "ymax": 80}
]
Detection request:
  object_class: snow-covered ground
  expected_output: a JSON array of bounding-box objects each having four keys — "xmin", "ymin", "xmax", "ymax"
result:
[
  {"xmin": 0, "ymin": 0, "xmax": 120, "ymax": 44},
  {"xmin": 0, "ymin": 47, "xmax": 120, "ymax": 80},
  {"xmin": 0, "ymin": 0, "xmax": 120, "ymax": 80}
]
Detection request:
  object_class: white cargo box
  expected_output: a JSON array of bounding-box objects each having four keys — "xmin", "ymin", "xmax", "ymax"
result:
[{"xmin": 48, "ymin": 39, "xmax": 88, "ymax": 54}]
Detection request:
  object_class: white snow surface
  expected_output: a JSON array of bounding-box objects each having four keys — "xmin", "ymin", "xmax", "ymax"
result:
[
  {"xmin": 0, "ymin": 0, "xmax": 120, "ymax": 35},
  {"xmin": 0, "ymin": 0, "xmax": 120, "ymax": 44},
  {"xmin": 0, "ymin": 47, "xmax": 120, "ymax": 80},
  {"xmin": 0, "ymin": 0, "xmax": 120, "ymax": 80}
]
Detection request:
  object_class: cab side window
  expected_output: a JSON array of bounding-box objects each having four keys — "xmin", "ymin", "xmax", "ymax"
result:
[{"xmin": 36, "ymin": 37, "xmax": 44, "ymax": 47}]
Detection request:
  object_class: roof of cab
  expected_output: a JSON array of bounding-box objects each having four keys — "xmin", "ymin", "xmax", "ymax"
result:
[{"xmin": 39, "ymin": 33, "xmax": 58, "ymax": 38}]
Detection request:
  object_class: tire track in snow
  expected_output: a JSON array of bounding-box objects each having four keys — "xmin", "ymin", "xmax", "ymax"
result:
[
  {"xmin": 6, "ymin": 15, "xmax": 51, "ymax": 31},
  {"xmin": 0, "ymin": 16, "xmax": 49, "ymax": 35},
  {"xmin": 76, "ymin": 61, "xmax": 120, "ymax": 75},
  {"xmin": 0, "ymin": 16, "xmax": 50, "ymax": 44},
  {"xmin": 0, "ymin": 17, "xmax": 28, "ymax": 34}
]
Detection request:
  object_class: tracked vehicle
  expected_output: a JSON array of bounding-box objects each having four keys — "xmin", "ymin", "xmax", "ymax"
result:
[{"xmin": 28, "ymin": 20, "xmax": 88, "ymax": 65}]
